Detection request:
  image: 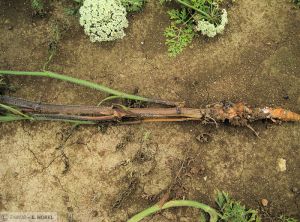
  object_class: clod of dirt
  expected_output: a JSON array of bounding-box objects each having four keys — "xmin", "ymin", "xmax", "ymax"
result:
[
  {"xmin": 291, "ymin": 187, "xmax": 299, "ymax": 194},
  {"xmin": 133, "ymin": 141, "xmax": 157, "ymax": 164},
  {"xmin": 261, "ymin": 198, "xmax": 269, "ymax": 207},
  {"xmin": 67, "ymin": 206, "xmax": 73, "ymax": 212},
  {"xmin": 277, "ymin": 158, "xmax": 287, "ymax": 172},
  {"xmin": 115, "ymin": 133, "xmax": 133, "ymax": 151},
  {"xmin": 91, "ymin": 210, "xmax": 98, "ymax": 217},
  {"xmin": 196, "ymin": 133, "xmax": 212, "ymax": 143}
]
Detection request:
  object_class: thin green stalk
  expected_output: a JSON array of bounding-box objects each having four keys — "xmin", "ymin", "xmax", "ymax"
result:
[
  {"xmin": 0, "ymin": 70, "xmax": 150, "ymax": 102},
  {"xmin": 127, "ymin": 200, "xmax": 220, "ymax": 222},
  {"xmin": 0, "ymin": 114, "xmax": 95, "ymax": 124},
  {"xmin": 43, "ymin": 53, "xmax": 55, "ymax": 71},
  {"xmin": 175, "ymin": 0, "xmax": 212, "ymax": 20},
  {"xmin": 0, "ymin": 103, "xmax": 33, "ymax": 120},
  {"xmin": 0, "ymin": 114, "xmax": 30, "ymax": 122},
  {"xmin": 97, "ymin": 95, "xmax": 122, "ymax": 106}
]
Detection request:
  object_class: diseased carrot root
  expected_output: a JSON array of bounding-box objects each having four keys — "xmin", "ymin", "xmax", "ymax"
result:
[
  {"xmin": 210, "ymin": 103, "xmax": 300, "ymax": 122},
  {"xmin": 267, "ymin": 108, "xmax": 300, "ymax": 122},
  {"xmin": 1, "ymin": 95, "xmax": 300, "ymax": 124}
]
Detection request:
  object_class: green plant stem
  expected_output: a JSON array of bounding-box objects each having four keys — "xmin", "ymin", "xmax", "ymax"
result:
[
  {"xmin": 127, "ymin": 200, "xmax": 220, "ymax": 222},
  {"xmin": 175, "ymin": 0, "xmax": 212, "ymax": 20},
  {"xmin": 0, "ymin": 114, "xmax": 94, "ymax": 124},
  {"xmin": 0, "ymin": 115, "xmax": 30, "ymax": 122},
  {"xmin": 0, "ymin": 70, "xmax": 177, "ymax": 106},
  {"xmin": 0, "ymin": 70, "xmax": 150, "ymax": 101},
  {"xmin": 97, "ymin": 95, "xmax": 122, "ymax": 106},
  {"xmin": 0, "ymin": 103, "xmax": 33, "ymax": 120},
  {"xmin": 43, "ymin": 52, "xmax": 55, "ymax": 71}
]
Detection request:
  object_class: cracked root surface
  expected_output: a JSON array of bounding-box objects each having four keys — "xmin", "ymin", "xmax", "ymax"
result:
[{"xmin": 0, "ymin": 0, "xmax": 300, "ymax": 221}]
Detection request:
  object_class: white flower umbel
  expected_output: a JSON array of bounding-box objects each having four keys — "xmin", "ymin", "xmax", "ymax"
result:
[
  {"xmin": 79, "ymin": 0, "xmax": 129, "ymax": 42},
  {"xmin": 195, "ymin": 9, "xmax": 228, "ymax": 38}
]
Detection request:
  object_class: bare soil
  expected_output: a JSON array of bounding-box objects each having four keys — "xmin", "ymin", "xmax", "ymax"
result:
[{"xmin": 0, "ymin": 0, "xmax": 300, "ymax": 221}]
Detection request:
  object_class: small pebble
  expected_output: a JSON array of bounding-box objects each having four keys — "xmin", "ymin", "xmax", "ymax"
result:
[
  {"xmin": 261, "ymin": 199, "xmax": 268, "ymax": 207},
  {"xmin": 283, "ymin": 95, "xmax": 289, "ymax": 100},
  {"xmin": 291, "ymin": 187, "xmax": 299, "ymax": 194},
  {"xmin": 277, "ymin": 158, "xmax": 287, "ymax": 172}
]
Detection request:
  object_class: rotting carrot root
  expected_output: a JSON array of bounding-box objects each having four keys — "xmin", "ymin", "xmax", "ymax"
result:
[
  {"xmin": 207, "ymin": 102, "xmax": 300, "ymax": 123},
  {"xmin": 0, "ymin": 96, "xmax": 299, "ymax": 124},
  {"xmin": 265, "ymin": 107, "xmax": 300, "ymax": 122}
]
